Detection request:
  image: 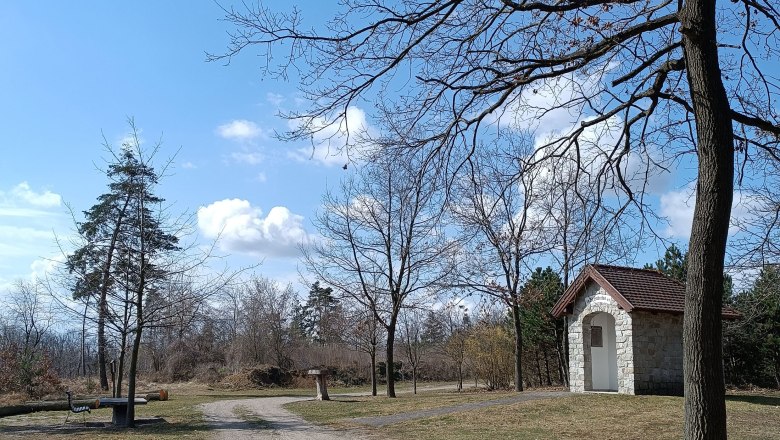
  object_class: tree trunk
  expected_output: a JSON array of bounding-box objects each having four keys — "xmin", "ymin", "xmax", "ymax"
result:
[
  {"xmin": 457, "ymin": 363, "xmax": 463, "ymax": 391},
  {"xmin": 0, "ymin": 399, "xmax": 100, "ymax": 417},
  {"xmin": 412, "ymin": 367, "xmax": 417, "ymax": 394},
  {"xmin": 386, "ymin": 325, "xmax": 397, "ymax": 398},
  {"xmin": 96, "ymin": 194, "xmax": 131, "ymax": 391},
  {"xmin": 125, "ymin": 323, "xmax": 142, "ymax": 428},
  {"xmin": 680, "ymin": 0, "xmax": 734, "ymax": 437},
  {"xmin": 511, "ymin": 302, "xmax": 524, "ymax": 392},
  {"xmin": 544, "ymin": 349, "xmax": 552, "ymax": 386},
  {"xmin": 80, "ymin": 299, "xmax": 88, "ymax": 377},
  {"xmin": 554, "ymin": 318, "xmax": 570, "ymax": 387},
  {"xmin": 774, "ymin": 354, "xmax": 779, "ymax": 389},
  {"xmin": 126, "ymin": 227, "xmax": 146, "ymax": 428},
  {"xmin": 97, "ymin": 296, "xmax": 109, "ymax": 391},
  {"xmin": 535, "ymin": 349, "xmax": 543, "ymax": 387},
  {"xmin": 370, "ymin": 345, "xmax": 377, "ymax": 397},
  {"xmin": 116, "ymin": 330, "xmax": 127, "ymax": 398}
]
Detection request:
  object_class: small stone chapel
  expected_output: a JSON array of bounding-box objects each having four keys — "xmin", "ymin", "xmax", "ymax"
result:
[{"xmin": 551, "ymin": 264, "xmax": 739, "ymax": 395}]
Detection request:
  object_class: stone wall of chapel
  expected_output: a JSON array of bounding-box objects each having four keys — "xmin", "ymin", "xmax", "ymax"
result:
[
  {"xmin": 631, "ymin": 311, "xmax": 684, "ymax": 395},
  {"xmin": 567, "ymin": 282, "xmax": 634, "ymax": 394}
]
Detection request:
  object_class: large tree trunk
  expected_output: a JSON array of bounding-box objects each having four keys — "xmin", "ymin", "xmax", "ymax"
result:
[
  {"xmin": 125, "ymin": 323, "xmax": 143, "ymax": 427},
  {"xmin": 680, "ymin": 0, "xmax": 734, "ymax": 438},
  {"xmin": 97, "ymin": 296, "xmax": 109, "ymax": 391},
  {"xmin": 126, "ymin": 269, "xmax": 145, "ymax": 428},
  {"xmin": 511, "ymin": 302, "xmax": 524, "ymax": 392},
  {"xmin": 0, "ymin": 399, "xmax": 100, "ymax": 417},
  {"xmin": 386, "ymin": 325, "xmax": 397, "ymax": 398}
]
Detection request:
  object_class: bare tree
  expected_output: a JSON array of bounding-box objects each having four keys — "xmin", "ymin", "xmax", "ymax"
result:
[
  {"xmin": 399, "ymin": 307, "xmax": 428, "ymax": 394},
  {"xmin": 302, "ymin": 151, "xmax": 456, "ymax": 397},
  {"xmin": 1, "ymin": 280, "xmax": 57, "ymax": 396},
  {"xmin": 251, "ymin": 277, "xmax": 299, "ymax": 369},
  {"xmin": 441, "ymin": 302, "xmax": 470, "ymax": 391},
  {"xmin": 451, "ymin": 146, "xmax": 552, "ymax": 392},
  {"xmin": 214, "ymin": 1, "xmax": 780, "ymax": 435},
  {"xmin": 342, "ymin": 304, "xmax": 384, "ymax": 396},
  {"xmin": 8, "ymin": 281, "xmax": 53, "ymax": 358},
  {"xmin": 58, "ymin": 121, "xmax": 242, "ymax": 426}
]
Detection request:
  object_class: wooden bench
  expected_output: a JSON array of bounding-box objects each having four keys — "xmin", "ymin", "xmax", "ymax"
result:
[{"xmin": 96, "ymin": 397, "xmax": 147, "ymax": 426}]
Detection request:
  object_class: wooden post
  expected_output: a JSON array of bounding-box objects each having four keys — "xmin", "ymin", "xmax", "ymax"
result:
[{"xmin": 307, "ymin": 369, "xmax": 330, "ymax": 401}]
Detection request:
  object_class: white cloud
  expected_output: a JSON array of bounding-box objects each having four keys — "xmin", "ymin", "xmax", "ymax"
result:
[
  {"xmin": 217, "ymin": 120, "xmax": 263, "ymax": 141},
  {"xmin": 197, "ymin": 199, "xmax": 310, "ymax": 257},
  {"xmin": 289, "ymin": 106, "xmax": 375, "ymax": 167},
  {"xmin": 0, "ymin": 183, "xmax": 67, "ymax": 290},
  {"xmin": 255, "ymin": 172, "xmax": 268, "ymax": 183},
  {"xmin": 2, "ymin": 182, "xmax": 61, "ymax": 208},
  {"xmin": 488, "ymin": 72, "xmax": 601, "ymax": 137},
  {"xmin": 230, "ymin": 151, "xmax": 265, "ymax": 165},
  {"xmin": 487, "ymin": 69, "xmax": 672, "ymax": 197},
  {"xmin": 660, "ymin": 184, "xmax": 696, "ymax": 239},
  {"xmin": 660, "ymin": 184, "xmax": 758, "ymax": 240},
  {"xmin": 267, "ymin": 92, "xmax": 285, "ymax": 107},
  {"xmin": 30, "ymin": 255, "xmax": 63, "ymax": 281},
  {"xmin": 181, "ymin": 161, "xmax": 197, "ymax": 169}
]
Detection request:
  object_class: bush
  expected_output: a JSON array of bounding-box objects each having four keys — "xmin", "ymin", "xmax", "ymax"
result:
[
  {"xmin": 0, "ymin": 344, "xmax": 62, "ymax": 399},
  {"xmin": 323, "ymin": 365, "xmax": 367, "ymax": 386},
  {"xmin": 248, "ymin": 365, "xmax": 292, "ymax": 387},
  {"xmin": 194, "ymin": 362, "xmax": 226, "ymax": 384},
  {"xmin": 218, "ymin": 365, "xmax": 294, "ymax": 389}
]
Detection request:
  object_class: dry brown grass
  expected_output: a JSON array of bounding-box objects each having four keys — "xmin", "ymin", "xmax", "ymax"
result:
[
  {"xmin": 0, "ymin": 380, "xmax": 373, "ymax": 439},
  {"xmin": 3, "ymin": 382, "xmax": 777, "ymax": 440},
  {"xmin": 288, "ymin": 390, "xmax": 780, "ymax": 440},
  {"xmin": 286, "ymin": 388, "xmax": 519, "ymax": 425}
]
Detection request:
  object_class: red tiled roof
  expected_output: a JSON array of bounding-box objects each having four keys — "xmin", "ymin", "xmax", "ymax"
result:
[{"xmin": 551, "ymin": 264, "xmax": 741, "ymax": 319}]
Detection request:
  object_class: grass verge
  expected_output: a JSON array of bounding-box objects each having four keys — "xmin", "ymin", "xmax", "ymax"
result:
[{"xmin": 287, "ymin": 390, "xmax": 780, "ymax": 440}]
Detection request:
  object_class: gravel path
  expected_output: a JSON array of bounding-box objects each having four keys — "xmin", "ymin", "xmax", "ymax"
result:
[
  {"xmin": 350, "ymin": 391, "xmax": 571, "ymax": 427},
  {"xmin": 201, "ymin": 395, "xmax": 351, "ymax": 440},
  {"xmin": 200, "ymin": 387, "xmax": 570, "ymax": 439}
]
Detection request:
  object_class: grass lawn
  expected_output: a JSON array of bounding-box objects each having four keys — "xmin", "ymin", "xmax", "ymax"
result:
[
  {"xmin": 287, "ymin": 389, "xmax": 780, "ymax": 440},
  {"xmin": 0, "ymin": 381, "xmax": 376, "ymax": 440},
  {"xmin": 3, "ymin": 382, "xmax": 777, "ymax": 439},
  {"xmin": 286, "ymin": 388, "xmax": 522, "ymax": 424}
]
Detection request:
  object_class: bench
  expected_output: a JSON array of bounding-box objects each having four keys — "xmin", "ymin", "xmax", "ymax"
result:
[{"xmin": 96, "ymin": 397, "xmax": 147, "ymax": 426}]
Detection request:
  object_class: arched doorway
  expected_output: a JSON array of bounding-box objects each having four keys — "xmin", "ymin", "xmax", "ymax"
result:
[{"xmin": 584, "ymin": 312, "xmax": 618, "ymax": 391}]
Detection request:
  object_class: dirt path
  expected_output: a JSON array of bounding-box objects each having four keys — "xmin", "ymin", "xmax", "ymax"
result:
[
  {"xmin": 200, "ymin": 387, "xmax": 569, "ymax": 439},
  {"xmin": 199, "ymin": 385, "xmax": 454, "ymax": 439},
  {"xmin": 201, "ymin": 395, "xmax": 351, "ymax": 440}
]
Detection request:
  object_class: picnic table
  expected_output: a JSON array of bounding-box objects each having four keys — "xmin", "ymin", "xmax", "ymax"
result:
[{"xmin": 96, "ymin": 397, "xmax": 147, "ymax": 426}]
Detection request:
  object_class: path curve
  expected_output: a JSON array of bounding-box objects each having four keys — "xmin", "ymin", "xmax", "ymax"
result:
[
  {"xmin": 201, "ymin": 395, "xmax": 354, "ymax": 440},
  {"xmin": 200, "ymin": 386, "xmax": 567, "ymax": 439}
]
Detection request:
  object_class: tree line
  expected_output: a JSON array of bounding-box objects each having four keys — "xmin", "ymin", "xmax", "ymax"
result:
[{"xmin": 210, "ymin": 1, "xmax": 780, "ymax": 438}]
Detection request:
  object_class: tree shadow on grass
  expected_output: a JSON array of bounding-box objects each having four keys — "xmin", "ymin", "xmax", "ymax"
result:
[
  {"xmin": 0, "ymin": 418, "xmax": 208, "ymax": 437},
  {"xmin": 726, "ymin": 395, "xmax": 780, "ymax": 406}
]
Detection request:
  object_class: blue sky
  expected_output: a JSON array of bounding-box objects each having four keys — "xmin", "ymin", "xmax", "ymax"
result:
[
  {"xmin": 0, "ymin": 1, "xmax": 356, "ymax": 293},
  {"xmin": 0, "ymin": 2, "xmax": 728, "ymax": 299}
]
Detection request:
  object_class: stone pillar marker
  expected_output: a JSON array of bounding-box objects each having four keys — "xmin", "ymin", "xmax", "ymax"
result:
[{"xmin": 307, "ymin": 369, "xmax": 330, "ymax": 400}]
